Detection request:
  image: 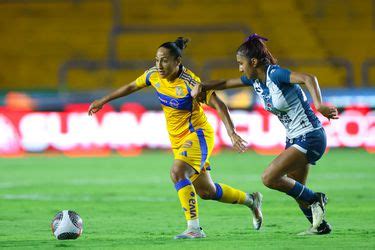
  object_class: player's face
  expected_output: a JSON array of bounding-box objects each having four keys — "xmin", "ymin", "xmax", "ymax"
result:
[
  {"xmin": 236, "ymin": 54, "xmax": 255, "ymax": 79},
  {"xmin": 156, "ymin": 47, "xmax": 180, "ymax": 79}
]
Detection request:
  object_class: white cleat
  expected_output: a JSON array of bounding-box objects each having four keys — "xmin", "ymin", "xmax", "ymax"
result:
[
  {"xmin": 311, "ymin": 192, "xmax": 328, "ymax": 229},
  {"xmin": 174, "ymin": 227, "xmax": 206, "ymax": 239},
  {"xmin": 311, "ymin": 203, "xmax": 324, "ymax": 229},
  {"xmin": 249, "ymin": 192, "xmax": 263, "ymax": 230},
  {"xmin": 297, "ymin": 226, "xmax": 319, "ymax": 236}
]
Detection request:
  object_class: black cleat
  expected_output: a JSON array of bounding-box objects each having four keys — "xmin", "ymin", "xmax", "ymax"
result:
[
  {"xmin": 298, "ymin": 220, "xmax": 332, "ymax": 236},
  {"xmin": 317, "ymin": 220, "xmax": 332, "ymax": 234}
]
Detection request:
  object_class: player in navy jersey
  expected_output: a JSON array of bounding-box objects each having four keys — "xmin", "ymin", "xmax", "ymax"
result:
[{"xmin": 191, "ymin": 34, "xmax": 339, "ymax": 235}]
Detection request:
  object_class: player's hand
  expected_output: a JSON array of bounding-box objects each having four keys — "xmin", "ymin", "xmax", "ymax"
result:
[
  {"xmin": 190, "ymin": 84, "xmax": 203, "ymax": 98},
  {"xmin": 88, "ymin": 99, "xmax": 104, "ymax": 116},
  {"xmin": 317, "ymin": 104, "xmax": 339, "ymax": 121},
  {"xmin": 229, "ymin": 132, "xmax": 248, "ymax": 153}
]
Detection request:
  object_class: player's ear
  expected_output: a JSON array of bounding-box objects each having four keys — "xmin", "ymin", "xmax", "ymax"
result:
[
  {"xmin": 176, "ymin": 56, "xmax": 182, "ymax": 65},
  {"xmin": 250, "ymin": 58, "xmax": 258, "ymax": 67}
]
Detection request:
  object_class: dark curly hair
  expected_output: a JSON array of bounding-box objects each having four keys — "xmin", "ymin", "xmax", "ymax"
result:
[{"xmin": 237, "ymin": 34, "xmax": 277, "ymax": 65}]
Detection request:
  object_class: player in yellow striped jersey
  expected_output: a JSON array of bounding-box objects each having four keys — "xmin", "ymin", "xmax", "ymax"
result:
[{"xmin": 88, "ymin": 37, "xmax": 263, "ymax": 239}]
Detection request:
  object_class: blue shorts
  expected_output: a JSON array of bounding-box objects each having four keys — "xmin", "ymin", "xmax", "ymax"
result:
[{"xmin": 285, "ymin": 128, "xmax": 327, "ymax": 165}]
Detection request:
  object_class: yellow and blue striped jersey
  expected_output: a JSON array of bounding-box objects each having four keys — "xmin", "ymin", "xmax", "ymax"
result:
[{"xmin": 135, "ymin": 65, "xmax": 213, "ymax": 148}]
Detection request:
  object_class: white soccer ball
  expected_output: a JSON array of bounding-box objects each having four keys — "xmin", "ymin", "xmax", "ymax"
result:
[{"xmin": 51, "ymin": 210, "xmax": 83, "ymax": 240}]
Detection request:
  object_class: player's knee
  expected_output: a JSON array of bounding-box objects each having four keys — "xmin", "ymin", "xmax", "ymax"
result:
[
  {"xmin": 170, "ymin": 168, "xmax": 187, "ymax": 183},
  {"xmin": 196, "ymin": 189, "xmax": 215, "ymax": 200},
  {"xmin": 261, "ymin": 170, "xmax": 276, "ymax": 189}
]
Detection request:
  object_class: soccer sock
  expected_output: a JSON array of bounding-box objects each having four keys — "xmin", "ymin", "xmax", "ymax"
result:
[
  {"xmin": 187, "ymin": 218, "xmax": 199, "ymax": 229},
  {"xmin": 299, "ymin": 206, "xmax": 313, "ymax": 224},
  {"xmin": 287, "ymin": 181, "xmax": 317, "ymax": 204},
  {"xmin": 214, "ymin": 183, "xmax": 249, "ymax": 205},
  {"xmin": 175, "ymin": 179, "xmax": 199, "ymax": 223}
]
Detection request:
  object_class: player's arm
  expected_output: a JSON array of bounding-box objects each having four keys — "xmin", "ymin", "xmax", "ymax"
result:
[
  {"xmin": 289, "ymin": 72, "xmax": 339, "ymax": 120},
  {"xmin": 88, "ymin": 81, "xmax": 144, "ymax": 115},
  {"xmin": 191, "ymin": 78, "xmax": 244, "ymax": 98},
  {"xmin": 207, "ymin": 92, "xmax": 247, "ymax": 153}
]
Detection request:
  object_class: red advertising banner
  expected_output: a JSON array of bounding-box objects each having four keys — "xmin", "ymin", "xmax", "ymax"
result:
[{"xmin": 0, "ymin": 104, "xmax": 374, "ymax": 157}]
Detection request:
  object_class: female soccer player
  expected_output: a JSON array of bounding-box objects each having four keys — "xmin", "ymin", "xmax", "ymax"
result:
[
  {"xmin": 191, "ymin": 34, "xmax": 339, "ymax": 235},
  {"xmin": 88, "ymin": 37, "xmax": 263, "ymax": 239}
]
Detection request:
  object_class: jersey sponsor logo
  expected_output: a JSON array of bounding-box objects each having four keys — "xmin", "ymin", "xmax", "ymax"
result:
[
  {"xmin": 175, "ymin": 86, "xmax": 184, "ymax": 96},
  {"xmin": 169, "ymin": 99, "xmax": 179, "ymax": 108},
  {"xmin": 157, "ymin": 92, "xmax": 192, "ymax": 110},
  {"xmin": 157, "ymin": 95, "xmax": 179, "ymax": 108},
  {"xmin": 276, "ymin": 112, "xmax": 292, "ymax": 128}
]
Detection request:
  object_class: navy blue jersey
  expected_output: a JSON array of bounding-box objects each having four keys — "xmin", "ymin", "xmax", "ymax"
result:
[{"xmin": 241, "ymin": 65, "xmax": 321, "ymax": 139}]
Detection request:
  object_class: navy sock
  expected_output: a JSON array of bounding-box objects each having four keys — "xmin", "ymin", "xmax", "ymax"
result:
[
  {"xmin": 287, "ymin": 181, "xmax": 316, "ymax": 204},
  {"xmin": 300, "ymin": 206, "xmax": 313, "ymax": 224}
]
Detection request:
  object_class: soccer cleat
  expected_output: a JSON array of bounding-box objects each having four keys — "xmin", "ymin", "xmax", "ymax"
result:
[
  {"xmin": 297, "ymin": 220, "xmax": 332, "ymax": 236},
  {"xmin": 174, "ymin": 227, "xmax": 206, "ymax": 239},
  {"xmin": 311, "ymin": 192, "xmax": 328, "ymax": 229},
  {"xmin": 249, "ymin": 192, "xmax": 263, "ymax": 230}
]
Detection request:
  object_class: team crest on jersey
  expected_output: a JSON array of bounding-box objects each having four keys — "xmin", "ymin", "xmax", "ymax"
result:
[
  {"xmin": 175, "ymin": 86, "xmax": 184, "ymax": 96},
  {"xmin": 155, "ymin": 82, "xmax": 161, "ymax": 89}
]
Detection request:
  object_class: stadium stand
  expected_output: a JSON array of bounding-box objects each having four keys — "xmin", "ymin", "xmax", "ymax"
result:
[
  {"xmin": 0, "ymin": 0, "xmax": 373, "ymax": 91},
  {"xmin": 297, "ymin": 0, "xmax": 375, "ymax": 86}
]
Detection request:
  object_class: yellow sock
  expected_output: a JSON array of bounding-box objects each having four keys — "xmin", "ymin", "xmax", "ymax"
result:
[
  {"xmin": 175, "ymin": 179, "xmax": 198, "ymax": 220},
  {"xmin": 214, "ymin": 183, "xmax": 247, "ymax": 204}
]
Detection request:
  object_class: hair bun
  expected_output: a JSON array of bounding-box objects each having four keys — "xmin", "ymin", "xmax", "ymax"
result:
[
  {"xmin": 174, "ymin": 37, "xmax": 190, "ymax": 50},
  {"xmin": 245, "ymin": 33, "xmax": 268, "ymax": 43}
]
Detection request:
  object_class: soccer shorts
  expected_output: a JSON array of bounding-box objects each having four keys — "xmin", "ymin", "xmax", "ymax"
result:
[
  {"xmin": 285, "ymin": 127, "xmax": 327, "ymax": 165},
  {"xmin": 173, "ymin": 127, "xmax": 214, "ymax": 182}
]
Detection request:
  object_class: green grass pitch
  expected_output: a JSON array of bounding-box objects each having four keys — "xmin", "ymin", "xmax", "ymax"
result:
[{"xmin": 0, "ymin": 148, "xmax": 374, "ymax": 249}]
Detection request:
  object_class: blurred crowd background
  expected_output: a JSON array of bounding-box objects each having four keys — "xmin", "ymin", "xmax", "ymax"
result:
[{"xmin": 0, "ymin": 0, "xmax": 374, "ymax": 155}]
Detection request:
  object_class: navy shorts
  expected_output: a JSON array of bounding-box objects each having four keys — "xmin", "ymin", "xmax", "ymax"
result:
[{"xmin": 285, "ymin": 128, "xmax": 327, "ymax": 165}]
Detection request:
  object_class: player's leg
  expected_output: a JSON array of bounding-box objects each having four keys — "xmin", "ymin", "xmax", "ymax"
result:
[
  {"xmin": 261, "ymin": 147, "xmax": 327, "ymax": 228},
  {"xmin": 170, "ymin": 159, "xmax": 205, "ymax": 239},
  {"xmin": 288, "ymin": 166, "xmax": 332, "ymax": 235},
  {"xmin": 192, "ymin": 169, "xmax": 263, "ymax": 230},
  {"xmin": 287, "ymin": 166, "xmax": 312, "ymax": 223},
  {"xmin": 192, "ymin": 169, "xmax": 248, "ymax": 204},
  {"xmin": 261, "ymin": 146, "xmax": 309, "ymax": 193},
  {"xmin": 262, "ymin": 145, "xmax": 329, "ymax": 231},
  {"xmin": 171, "ymin": 127, "xmax": 213, "ymax": 239}
]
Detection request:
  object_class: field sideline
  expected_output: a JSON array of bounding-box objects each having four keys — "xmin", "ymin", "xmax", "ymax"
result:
[{"xmin": 0, "ymin": 148, "xmax": 374, "ymax": 249}]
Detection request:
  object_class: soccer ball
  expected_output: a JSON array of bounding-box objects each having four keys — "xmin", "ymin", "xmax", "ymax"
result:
[{"xmin": 51, "ymin": 210, "xmax": 83, "ymax": 240}]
